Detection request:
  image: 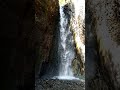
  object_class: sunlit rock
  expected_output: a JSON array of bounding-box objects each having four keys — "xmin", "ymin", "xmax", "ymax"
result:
[
  {"xmin": 70, "ymin": 0, "xmax": 85, "ymax": 76},
  {"xmin": 59, "ymin": 0, "xmax": 71, "ymax": 6}
]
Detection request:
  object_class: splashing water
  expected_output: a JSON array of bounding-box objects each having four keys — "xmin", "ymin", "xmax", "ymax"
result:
[
  {"xmin": 53, "ymin": 0, "xmax": 85, "ymax": 80},
  {"xmin": 57, "ymin": 5, "xmax": 77, "ymax": 80}
]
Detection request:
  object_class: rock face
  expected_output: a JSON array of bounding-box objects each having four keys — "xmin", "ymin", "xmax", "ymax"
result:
[
  {"xmin": 35, "ymin": 0, "xmax": 59, "ymax": 78},
  {"xmin": 70, "ymin": 0, "xmax": 85, "ymax": 76},
  {"xmin": 86, "ymin": 0, "xmax": 120, "ymax": 89},
  {"xmin": 1, "ymin": 0, "xmax": 59, "ymax": 89}
]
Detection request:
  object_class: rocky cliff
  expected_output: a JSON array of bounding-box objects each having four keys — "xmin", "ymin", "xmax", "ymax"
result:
[
  {"xmin": 35, "ymin": 0, "xmax": 59, "ymax": 78},
  {"xmin": 86, "ymin": 0, "xmax": 120, "ymax": 89},
  {"xmin": 0, "ymin": 0, "xmax": 59, "ymax": 89}
]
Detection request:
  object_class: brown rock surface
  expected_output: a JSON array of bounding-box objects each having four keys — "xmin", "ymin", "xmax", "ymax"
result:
[{"xmin": 35, "ymin": 0, "xmax": 59, "ymax": 78}]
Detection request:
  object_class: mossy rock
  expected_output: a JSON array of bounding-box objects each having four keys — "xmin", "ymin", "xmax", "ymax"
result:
[
  {"xmin": 72, "ymin": 58, "xmax": 85, "ymax": 79},
  {"xmin": 59, "ymin": 0, "xmax": 71, "ymax": 6}
]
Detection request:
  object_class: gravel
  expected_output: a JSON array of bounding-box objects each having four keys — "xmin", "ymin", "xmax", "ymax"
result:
[{"xmin": 35, "ymin": 79, "xmax": 85, "ymax": 90}]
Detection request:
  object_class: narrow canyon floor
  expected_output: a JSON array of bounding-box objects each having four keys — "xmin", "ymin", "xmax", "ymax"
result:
[{"xmin": 35, "ymin": 79, "xmax": 85, "ymax": 90}]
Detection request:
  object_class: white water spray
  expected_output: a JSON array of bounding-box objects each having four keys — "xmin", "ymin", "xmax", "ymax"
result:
[{"xmin": 54, "ymin": 0, "xmax": 85, "ymax": 80}]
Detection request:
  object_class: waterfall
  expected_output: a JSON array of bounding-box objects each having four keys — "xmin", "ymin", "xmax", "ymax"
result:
[
  {"xmin": 53, "ymin": 0, "xmax": 85, "ymax": 80},
  {"xmin": 57, "ymin": 6, "xmax": 77, "ymax": 80}
]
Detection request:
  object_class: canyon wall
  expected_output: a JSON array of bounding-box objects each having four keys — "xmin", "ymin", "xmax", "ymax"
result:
[
  {"xmin": 86, "ymin": 0, "xmax": 120, "ymax": 89},
  {"xmin": 35, "ymin": 0, "xmax": 59, "ymax": 78}
]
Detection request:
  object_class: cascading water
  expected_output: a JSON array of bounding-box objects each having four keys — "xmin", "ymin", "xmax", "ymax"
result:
[
  {"xmin": 53, "ymin": 0, "xmax": 85, "ymax": 80},
  {"xmin": 57, "ymin": 6, "xmax": 77, "ymax": 80}
]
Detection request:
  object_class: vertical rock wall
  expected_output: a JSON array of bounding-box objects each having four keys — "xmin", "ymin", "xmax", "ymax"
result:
[
  {"xmin": 35, "ymin": 0, "xmax": 59, "ymax": 78},
  {"xmin": 0, "ymin": 0, "xmax": 59, "ymax": 89},
  {"xmin": 86, "ymin": 0, "xmax": 120, "ymax": 89}
]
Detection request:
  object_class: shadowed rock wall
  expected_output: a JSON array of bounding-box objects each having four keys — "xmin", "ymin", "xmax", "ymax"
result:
[
  {"xmin": 35, "ymin": 0, "xmax": 59, "ymax": 78},
  {"xmin": 1, "ymin": 0, "xmax": 59, "ymax": 89},
  {"xmin": 86, "ymin": 0, "xmax": 120, "ymax": 89},
  {"xmin": 0, "ymin": 0, "xmax": 35, "ymax": 89}
]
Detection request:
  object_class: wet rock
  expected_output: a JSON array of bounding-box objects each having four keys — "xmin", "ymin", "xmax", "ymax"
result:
[{"xmin": 70, "ymin": 1, "xmax": 85, "ymax": 76}]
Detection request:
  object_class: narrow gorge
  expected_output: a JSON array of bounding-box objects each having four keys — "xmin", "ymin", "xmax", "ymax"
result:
[
  {"xmin": 35, "ymin": 0, "xmax": 120, "ymax": 90},
  {"xmin": 35, "ymin": 0, "xmax": 85, "ymax": 89},
  {"xmin": 1, "ymin": 0, "xmax": 120, "ymax": 90}
]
